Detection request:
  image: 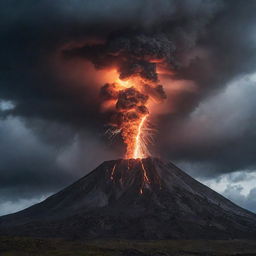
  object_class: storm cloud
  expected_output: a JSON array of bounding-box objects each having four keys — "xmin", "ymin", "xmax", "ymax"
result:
[{"xmin": 1, "ymin": 0, "xmax": 256, "ymax": 214}]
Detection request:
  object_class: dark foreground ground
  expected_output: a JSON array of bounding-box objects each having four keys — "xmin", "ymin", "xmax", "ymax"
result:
[{"xmin": 1, "ymin": 237, "xmax": 256, "ymax": 256}]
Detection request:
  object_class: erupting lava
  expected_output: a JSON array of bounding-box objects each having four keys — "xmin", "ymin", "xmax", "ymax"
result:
[
  {"xmin": 100, "ymin": 70, "xmax": 167, "ymax": 194},
  {"xmin": 100, "ymin": 74, "xmax": 166, "ymax": 159}
]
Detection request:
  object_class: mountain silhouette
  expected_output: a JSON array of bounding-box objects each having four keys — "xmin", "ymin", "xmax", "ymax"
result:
[{"xmin": 1, "ymin": 157, "xmax": 256, "ymax": 239}]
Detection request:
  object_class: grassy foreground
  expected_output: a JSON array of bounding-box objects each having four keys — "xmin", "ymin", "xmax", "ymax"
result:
[{"xmin": 0, "ymin": 237, "xmax": 256, "ymax": 256}]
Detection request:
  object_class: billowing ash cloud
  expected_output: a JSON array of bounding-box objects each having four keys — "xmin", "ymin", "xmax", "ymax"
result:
[
  {"xmin": 64, "ymin": 33, "xmax": 175, "ymax": 81},
  {"xmin": 63, "ymin": 33, "xmax": 170, "ymax": 157},
  {"xmin": 1, "ymin": 0, "xmax": 256, "ymax": 213}
]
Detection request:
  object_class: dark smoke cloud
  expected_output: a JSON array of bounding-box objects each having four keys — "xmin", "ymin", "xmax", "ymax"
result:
[
  {"xmin": 0, "ymin": 0, "xmax": 225, "ymax": 126},
  {"xmin": 64, "ymin": 33, "xmax": 176, "ymax": 81},
  {"xmin": 165, "ymin": 74, "xmax": 256, "ymax": 178},
  {"xmin": 1, "ymin": 0, "xmax": 256, "ymax": 213}
]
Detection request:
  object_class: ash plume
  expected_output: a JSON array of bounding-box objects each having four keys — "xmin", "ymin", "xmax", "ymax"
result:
[
  {"xmin": 64, "ymin": 33, "xmax": 171, "ymax": 157},
  {"xmin": 64, "ymin": 33, "xmax": 176, "ymax": 83}
]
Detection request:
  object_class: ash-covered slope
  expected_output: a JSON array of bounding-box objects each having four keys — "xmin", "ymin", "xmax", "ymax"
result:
[{"xmin": 1, "ymin": 157, "xmax": 256, "ymax": 239}]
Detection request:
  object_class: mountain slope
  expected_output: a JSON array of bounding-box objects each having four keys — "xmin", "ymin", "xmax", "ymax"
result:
[{"xmin": 1, "ymin": 157, "xmax": 256, "ymax": 239}]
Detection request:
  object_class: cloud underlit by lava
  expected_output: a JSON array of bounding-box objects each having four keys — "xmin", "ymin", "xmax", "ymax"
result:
[{"xmin": 1, "ymin": 0, "xmax": 256, "ymax": 213}]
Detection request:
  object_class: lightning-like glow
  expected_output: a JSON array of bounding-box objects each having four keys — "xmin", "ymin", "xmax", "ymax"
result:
[{"xmin": 133, "ymin": 115, "xmax": 148, "ymax": 159}]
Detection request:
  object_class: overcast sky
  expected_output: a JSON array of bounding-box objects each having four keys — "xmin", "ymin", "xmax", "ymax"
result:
[{"xmin": 1, "ymin": 0, "xmax": 256, "ymax": 215}]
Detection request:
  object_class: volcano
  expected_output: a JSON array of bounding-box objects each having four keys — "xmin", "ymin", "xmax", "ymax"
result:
[{"xmin": 1, "ymin": 157, "xmax": 256, "ymax": 239}]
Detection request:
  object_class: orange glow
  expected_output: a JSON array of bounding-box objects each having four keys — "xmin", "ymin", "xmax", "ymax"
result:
[
  {"xmin": 116, "ymin": 78, "xmax": 133, "ymax": 88},
  {"xmin": 107, "ymin": 75, "xmax": 151, "ymax": 159},
  {"xmin": 139, "ymin": 159, "xmax": 151, "ymax": 194},
  {"xmin": 140, "ymin": 159, "xmax": 150, "ymax": 184},
  {"xmin": 100, "ymin": 99, "xmax": 116, "ymax": 112},
  {"xmin": 100, "ymin": 68, "xmax": 166, "ymax": 159},
  {"xmin": 133, "ymin": 115, "xmax": 148, "ymax": 159}
]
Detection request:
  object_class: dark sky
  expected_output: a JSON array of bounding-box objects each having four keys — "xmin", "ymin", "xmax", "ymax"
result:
[{"xmin": 1, "ymin": 0, "xmax": 256, "ymax": 215}]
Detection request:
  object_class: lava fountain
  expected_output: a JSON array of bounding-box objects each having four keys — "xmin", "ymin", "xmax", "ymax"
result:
[{"xmin": 100, "ymin": 73, "xmax": 166, "ymax": 159}]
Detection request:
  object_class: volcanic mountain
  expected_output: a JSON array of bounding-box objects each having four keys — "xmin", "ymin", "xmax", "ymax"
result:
[{"xmin": 1, "ymin": 157, "xmax": 256, "ymax": 239}]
